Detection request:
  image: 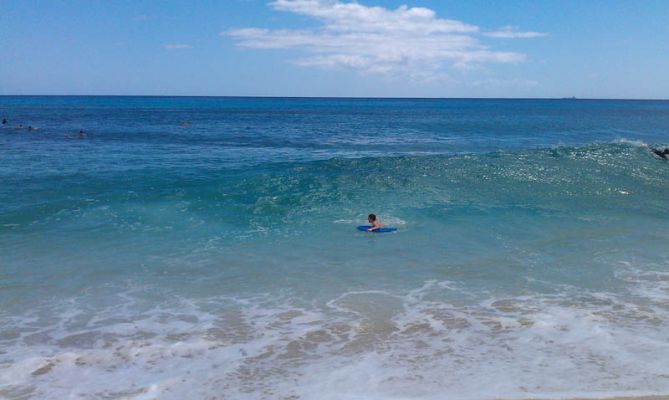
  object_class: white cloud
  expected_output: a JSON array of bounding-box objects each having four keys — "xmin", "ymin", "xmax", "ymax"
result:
[
  {"xmin": 484, "ymin": 25, "xmax": 548, "ymax": 39},
  {"xmin": 271, "ymin": 0, "xmax": 478, "ymax": 34},
  {"xmin": 225, "ymin": 0, "xmax": 533, "ymax": 79},
  {"xmin": 164, "ymin": 44, "xmax": 193, "ymax": 49}
]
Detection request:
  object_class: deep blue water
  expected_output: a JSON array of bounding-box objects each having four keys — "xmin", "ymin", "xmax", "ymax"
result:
[{"xmin": 1, "ymin": 97, "xmax": 669, "ymax": 399}]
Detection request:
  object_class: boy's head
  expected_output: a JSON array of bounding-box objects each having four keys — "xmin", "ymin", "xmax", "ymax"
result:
[{"xmin": 368, "ymin": 214, "xmax": 376, "ymax": 222}]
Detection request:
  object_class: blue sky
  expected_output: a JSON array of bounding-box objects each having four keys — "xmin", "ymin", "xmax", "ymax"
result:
[{"xmin": 1, "ymin": 0, "xmax": 667, "ymax": 98}]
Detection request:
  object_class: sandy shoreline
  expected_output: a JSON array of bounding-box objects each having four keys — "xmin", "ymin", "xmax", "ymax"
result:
[
  {"xmin": 526, "ymin": 397, "xmax": 669, "ymax": 400},
  {"xmin": 581, "ymin": 398, "xmax": 669, "ymax": 400}
]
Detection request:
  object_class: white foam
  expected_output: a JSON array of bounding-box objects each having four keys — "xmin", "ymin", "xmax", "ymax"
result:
[
  {"xmin": 614, "ymin": 138, "xmax": 650, "ymax": 147},
  {"xmin": 2, "ymin": 267, "xmax": 669, "ymax": 399}
]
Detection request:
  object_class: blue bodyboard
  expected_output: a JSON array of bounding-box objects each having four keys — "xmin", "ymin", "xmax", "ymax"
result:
[{"xmin": 357, "ymin": 225, "xmax": 397, "ymax": 233}]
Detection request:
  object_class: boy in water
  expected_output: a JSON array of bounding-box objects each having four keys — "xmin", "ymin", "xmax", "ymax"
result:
[{"xmin": 367, "ymin": 214, "xmax": 384, "ymax": 232}]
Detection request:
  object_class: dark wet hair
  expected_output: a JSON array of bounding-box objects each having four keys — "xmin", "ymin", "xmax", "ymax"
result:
[{"xmin": 368, "ymin": 214, "xmax": 376, "ymax": 221}]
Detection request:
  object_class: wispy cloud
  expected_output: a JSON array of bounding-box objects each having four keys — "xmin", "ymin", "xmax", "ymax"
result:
[
  {"xmin": 484, "ymin": 25, "xmax": 548, "ymax": 39},
  {"xmin": 473, "ymin": 78, "xmax": 540, "ymax": 88},
  {"xmin": 164, "ymin": 44, "xmax": 193, "ymax": 50},
  {"xmin": 225, "ymin": 0, "xmax": 536, "ymax": 80}
]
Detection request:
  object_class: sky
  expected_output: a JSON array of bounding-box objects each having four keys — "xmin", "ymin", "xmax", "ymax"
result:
[{"xmin": 0, "ymin": 0, "xmax": 668, "ymax": 98}]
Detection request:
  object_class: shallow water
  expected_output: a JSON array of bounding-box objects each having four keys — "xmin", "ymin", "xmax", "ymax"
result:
[{"xmin": 1, "ymin": 97, "xmax": 669, "ymax": 399}]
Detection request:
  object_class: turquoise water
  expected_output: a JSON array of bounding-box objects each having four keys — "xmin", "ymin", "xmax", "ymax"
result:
[{"xmin": 1, "ymin": 97, "xmax": 669, "ymax": 399}]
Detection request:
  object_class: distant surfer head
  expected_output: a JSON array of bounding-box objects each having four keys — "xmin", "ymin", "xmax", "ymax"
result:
[
  {"xmin": 652, "ymin": 147, "xmax": 669, "ymax": 159},
  {"xmin": 368, "ymin": 214, "xmax": 376, "ymax": 223}
]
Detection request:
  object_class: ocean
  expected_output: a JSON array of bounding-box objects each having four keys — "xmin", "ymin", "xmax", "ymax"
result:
[{"xmin": 1, "ymin": 96, "xmax": 669, "ymax": 399}]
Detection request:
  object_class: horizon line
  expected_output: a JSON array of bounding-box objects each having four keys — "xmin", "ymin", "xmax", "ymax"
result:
[{"xmin": 0, "ymin": 94, "xmax": 668, "ymax": 101}]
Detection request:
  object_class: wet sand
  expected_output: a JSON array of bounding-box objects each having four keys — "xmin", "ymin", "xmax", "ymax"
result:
[{"xmin": 529, "ymin": 397, "xmax": 669, "ymax": 400}]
